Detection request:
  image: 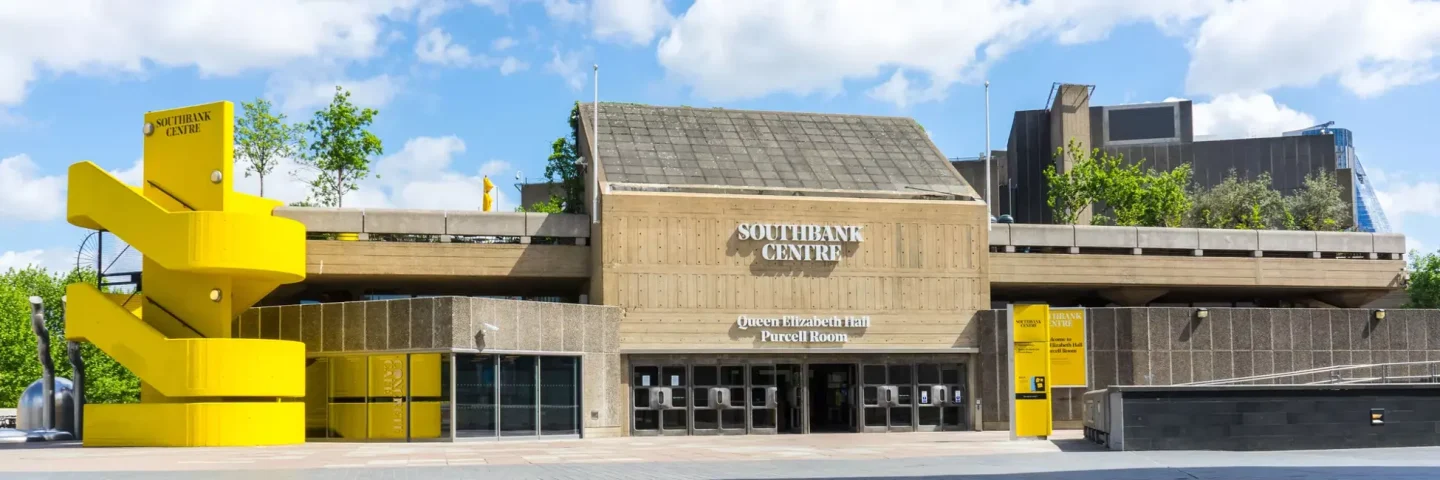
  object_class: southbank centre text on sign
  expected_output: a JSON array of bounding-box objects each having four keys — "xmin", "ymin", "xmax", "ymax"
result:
[{"xmin": 735, "ymin": 223, "xmax": 864, "ymax": 262}]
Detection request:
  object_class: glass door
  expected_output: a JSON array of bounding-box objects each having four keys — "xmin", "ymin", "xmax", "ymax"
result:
[
  {"xmin": 748, "ymin": 364, "xmax": 777, "ymax": 434},
  {"xmin": 691, "ymin": 365, "xmax": 721, "ymax": 436},
  {"xmin": 498, "ymin": 356, "xmax": 537, "ymax": 437},
  {"xmin": 631, "ymin": 365, "xmax": 661, "ymax": 436},
  {"xmin": 661, "ymin": 366, "xmax": 689, "ymax": 436},
  {"xmin": 539, "ymin": 356, "xmax": 579, "ymax": 436},
  {"xmin": 719, "ymin": 365, "xmax": 747, "ymax": 435},
  {"xmin": 861, "ymin": 364, "xmax": 887, "ymax": 433},
  {"xmin": 916, "ymin": 363, "xmax": 942, "ymax": 432},
  {"xmin": 778, "ymin": 364, "xmax": 804, "ymax": 434},
  {"xmin": 887, "ymin": 364, "xmax": 915, "ymax": 432},
  {"xmin": 941, "ymin": 363, "xmax": 967, "ymax": 431}
]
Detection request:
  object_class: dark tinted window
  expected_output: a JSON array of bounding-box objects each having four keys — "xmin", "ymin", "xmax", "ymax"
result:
[{"xmin": 1108, "ymin": 106, "xmax": 1176, "ymax": 142}]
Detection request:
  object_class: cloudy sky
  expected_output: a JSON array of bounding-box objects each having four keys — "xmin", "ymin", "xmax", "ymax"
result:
[{"xmin": 2, "ymin": 0, "xmax": 1439, "ymax": 271}]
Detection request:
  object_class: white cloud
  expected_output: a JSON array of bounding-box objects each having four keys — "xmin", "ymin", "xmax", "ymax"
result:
[
  {"xmin": 542, "ymin": 0, "xmax": 588, "ymax": 23},
  {"xmin": 1185, "ymin": 0, "xmax": 1440, "ymax": 97},
  {"xmin": 0, "ymin": 154, "xmax": 65, "ymax": 221},
  {"xmin": 0, "ymin": 0, "xmax": 445, "ymax": 106},
  {"xmin": 499, "ymin": 57, "xmax": 529, "ymax": 75},
  {"xmin": 472, "ymin": 0, "xmax": 510, "ymax": 14},
  {"xmin": 547, "ymin": 47, "xmax": 588, "ymax": 90},
  {"xmin": 416, "ymin": 28, "xmax": 478, "ymax": 67},
  {"xmin": 112, "ymin": 158, "xmax": 143, "ymax": 185},
  {"xmin": 0, "ymin": 248, "xmax": 72, "ymax": 272},
  {"xmin": 653, "ymin": 0, "xmax": 1440, "ymax": 106},
  {"xmin": 867, "ymin": 70, "xmax": 926, "ymax": 109},
  {"xmin": 654, "ymin": 0, "xmax": 1215, "ymax": 105},
  {"xmin": 1167, "ymin": 93, "xmax": 1317, "ymax": 140},
  {"xmin": 269, "ymin": 72, "xmax": 402, "ymax": 116},
  {"xmin": 592, "ymin": 0, "xmax": 673, "ymax": 46},
  {"xmin": 352, "ymin": 136, "xmax": 519, "ymax": 211},
  {"xmin": 492, "ymin": 36, "xmax": 519, "ymax": 51}
]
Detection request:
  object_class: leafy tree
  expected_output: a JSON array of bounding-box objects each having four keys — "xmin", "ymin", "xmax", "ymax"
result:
[
  {"xmin": 296, "ymin": 86, "xmax": 383, "ymax": 208},
  {"xmin": 1044, "ymin": 139, "xmax": 1193, "ymax": 227},
  {"xmin": 1189, "ymin": 170, "xmax": 1288, "ymax": 230},
  {"xmin": 1407, "ymin": 250, "xmax": 1440, "ymax": 308},
  {"xmin": 545, "ymin": 102, "xmax": 586, "ymax": 214},
  {"xmin": 1043, "ymin": 140, "xmax": 1098, "ymax": 225},
  {"xmin": 516, "ymin": 195, "xmax": 565, "ymax": 213},
  {"xmin": 1286, "ymin": 170, "xmax": 1351, "ymax": 231},
  {"xmin": 235, "ymin": 98, "xmax": 304, "ymax": 197},
  {"xmin": 1, "ymin": 267, "xmax": 139, "ymax": 407}
]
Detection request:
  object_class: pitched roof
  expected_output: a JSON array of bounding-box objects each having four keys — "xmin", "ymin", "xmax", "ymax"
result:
[{"xmin": 578, "ymin": 103, "xmax": 977, "ymax": 198}]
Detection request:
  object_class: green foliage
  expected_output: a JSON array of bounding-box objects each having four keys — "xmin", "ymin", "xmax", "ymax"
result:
[
  {"xmin": 1044, "ymin": 139, "xmax": 1193, "ymax": 227},
  {"xmin": 0, "ymin": 267, "xmax": 139, "ymax": 407},
  {"xmin": 1407, "ymin": 250, "xmax": 1440, "ymax": 308},
  {"xmin": 545, "ymin": 102, "xmax": 586, "ymax": 214},
  {"xmin": 1189, "ymin": 170, "xmax": 1288, "ymax": 230},
  {"xmin": 1286, "ymin": 170, "xmax": 1351, "ymax": 231},
  {"xmin": 297, "ymin": 86, "xmax": 383, "ymax": 208},
  {"xmin": 517, "ymin": 195, "xmax": 566, "ymax": 213},
  {"xmin": 235, "ymin": 98, "xmax": 305, "ymax": 197}
]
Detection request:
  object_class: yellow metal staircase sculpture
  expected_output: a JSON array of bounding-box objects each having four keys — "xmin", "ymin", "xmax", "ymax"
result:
[{"xmin": 64, "ymin": 101, "xmax": 308, "ymax": 447}]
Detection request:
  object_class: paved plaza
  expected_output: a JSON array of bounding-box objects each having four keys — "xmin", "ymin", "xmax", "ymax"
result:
[{"xmin": 2, "ymin": 430, "xmax": 1440, "ymax": 479}]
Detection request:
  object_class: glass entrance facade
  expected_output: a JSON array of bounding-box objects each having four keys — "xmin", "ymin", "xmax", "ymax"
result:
[
  {"xmin": 303, "ymin": 352, "xmax": 580, "ymax": 441},
  {"xmin": 630, "ymin": 358, "xmax": 969, "ymax": 436}
]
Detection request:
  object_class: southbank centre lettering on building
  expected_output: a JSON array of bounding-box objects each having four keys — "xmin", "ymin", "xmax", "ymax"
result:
[{"xmin": 234, "ymin": 101, "xmax": 1408, "ymax": 443}]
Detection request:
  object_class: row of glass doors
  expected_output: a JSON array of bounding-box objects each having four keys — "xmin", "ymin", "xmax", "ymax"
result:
[{"xmin": 630, "ymin": 362, "xmax": 967, "ymax": 436}]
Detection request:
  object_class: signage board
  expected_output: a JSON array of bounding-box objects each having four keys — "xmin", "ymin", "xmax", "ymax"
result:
[
  {"xmin": 1048, "ymin": 308, "xmax": 1088, "ymax": 388},
  {"xmin": 1009, "ymin": 304, "xmax": 1052, "ymax": 439}
]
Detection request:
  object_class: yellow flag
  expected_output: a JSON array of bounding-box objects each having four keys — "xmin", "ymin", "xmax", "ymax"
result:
[{"xmin": 482, "ymin": 176, "xmax": 494, "ymax": 211}]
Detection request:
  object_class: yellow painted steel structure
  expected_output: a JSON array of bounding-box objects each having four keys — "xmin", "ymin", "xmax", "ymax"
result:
[{"xmin": 63, "ymin": 101, "xmax": 308, "ymax": 447}]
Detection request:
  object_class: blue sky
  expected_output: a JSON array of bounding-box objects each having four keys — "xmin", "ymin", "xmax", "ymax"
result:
[{"xmin": 3, "ymin": 0, "xmax": 1439, "ymax": 271}]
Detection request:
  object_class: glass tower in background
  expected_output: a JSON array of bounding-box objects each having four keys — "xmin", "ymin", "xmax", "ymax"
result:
[{"xmin": 1285, "ymin": 123, "xmax": 1391, "ymax": 233}]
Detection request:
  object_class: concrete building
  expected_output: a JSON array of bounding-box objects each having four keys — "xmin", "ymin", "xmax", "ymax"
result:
[
  {"xmin": 952, "ymin": 83, "xmax": 1392, "ymax": 232},
  {"xmin": 248, "ymin": 102, "xmax": 1410, "ymax": 443}
]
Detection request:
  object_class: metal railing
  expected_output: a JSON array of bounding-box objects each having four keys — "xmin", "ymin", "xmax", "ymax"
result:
[{"xmin": 1176, "ymin": 360, "xmax": 1440, "ymax": 387}]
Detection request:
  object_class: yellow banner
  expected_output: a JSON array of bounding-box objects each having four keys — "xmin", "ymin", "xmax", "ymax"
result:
[
  {"xmin": 1048, "ymin": 308, "xmax": 1087, "ymax": 387},
  {"xmin": 1011, "ymin": 304, "xmax": 1052, "ymax": 438}
]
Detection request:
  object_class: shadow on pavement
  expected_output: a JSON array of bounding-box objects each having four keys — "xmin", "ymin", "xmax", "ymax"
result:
[
  {"xmin": 1048, "ymin": 438, "xmax": 1107, "ymax": 452},
  {"xmin": 751, "ymin": 466, "xmax": 1440, "ymax": 480}
]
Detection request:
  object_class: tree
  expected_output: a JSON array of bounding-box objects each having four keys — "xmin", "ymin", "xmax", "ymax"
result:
[
  {"xmin": 1, "ymin": 267, "xmax": 139, "ymax": 407},
  {"xmin": 516, "ymin": 195, "xmax": 565, "ymax": 213},
  {"xmin": 1044, "ymin": 139, "xmax": 1193, "ymax": 227},
  {"xmin": 296, "ymin": 86, "xmax": 383, "ymax": 208},
  {"xmin": 1286, "ymin": 170, "xmax": 1351, "ymax": 231},
  {"xmin": 1043, "ymin": 140, "xmax": 1098, "ymax": 225},
  {"xmin": 1189, "ymin": 170, "xmax": 1287, "ymax": 230},
  {"xmin": 235, "ymin": 98, "xmax": 304, "ymax": 197},
  {"xmin": 1407, "ymin": 250, "xmax": 1440, "ymax": 308},
  {"xmin": 544, "ymin": 102, "xmax": 586, "ymax": 214}
]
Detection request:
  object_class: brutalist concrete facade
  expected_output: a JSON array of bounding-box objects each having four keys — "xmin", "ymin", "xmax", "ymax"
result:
[{"xmin": 977, "ymin": 308, "xmax": 1440, "ymax": 430}]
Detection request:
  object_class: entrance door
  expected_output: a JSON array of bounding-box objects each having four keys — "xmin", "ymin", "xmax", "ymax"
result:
[
  {"xmin": 691, "ymin": 364, "xmax": 747, "ymax": 436},
  {"xmin": 777, "ymin": 364, "xmax": 804, "ymax": 434},
  {"xmin": 748, "ymin": 364, "xmax": 778, "ymax": 434},
  {"xmin": 807, "ymin": 364, "xmax": 856, "ymax": 433},
  {"xmin": 630, "ymin": 365, "xmax": 688, "ymax": 436},
  {"xmin": 940, "ymin": 364, "xmax": 968, "ymax": 431},
  {"xmin": 861, "ymin": 363, "xmax": 916, "ymax": 433}
]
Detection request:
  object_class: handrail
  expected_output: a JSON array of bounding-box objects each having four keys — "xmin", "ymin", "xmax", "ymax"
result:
[{"xmin": 1176, "ymin": 360, "xmax": 1440, "ymax": 387}]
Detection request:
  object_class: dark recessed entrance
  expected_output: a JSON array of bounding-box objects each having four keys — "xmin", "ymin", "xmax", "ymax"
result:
[{"xmin": 808, "ymin": 363, "xmax": 857, "ymax": 433}]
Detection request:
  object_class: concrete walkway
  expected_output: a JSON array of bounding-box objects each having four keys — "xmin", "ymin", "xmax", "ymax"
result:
[{"xmin": 5, "ymin": 430, "xmax": 1440, "ymax": 479}]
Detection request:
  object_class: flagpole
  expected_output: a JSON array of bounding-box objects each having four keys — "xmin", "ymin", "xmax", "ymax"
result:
[{"xmin": 985, "ymin": 80, "xmax": 992, "ymax": 231}]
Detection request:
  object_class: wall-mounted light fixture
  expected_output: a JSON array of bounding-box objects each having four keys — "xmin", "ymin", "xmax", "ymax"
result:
[
  {"xmin": 1195, "ymin": 307, "xmax": 1209, "ymax": 319},
  {"xmin": 1374, "ymin": 309, "xmax": 1386, "ymax": 321}
]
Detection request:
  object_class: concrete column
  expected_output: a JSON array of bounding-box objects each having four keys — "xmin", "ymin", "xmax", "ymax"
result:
[{"xmin": 1049, "ymin": 84, "xmax": 1094, "ymax": 225}]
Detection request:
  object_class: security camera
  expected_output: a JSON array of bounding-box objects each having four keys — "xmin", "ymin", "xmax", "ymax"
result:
[{"xmin": 482, "ymin": 323, "xmax": 500, "ymax": 332}]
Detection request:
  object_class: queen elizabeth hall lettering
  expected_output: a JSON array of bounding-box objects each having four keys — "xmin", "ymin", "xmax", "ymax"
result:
[{"xmin": 735, "ymin": 223, "xmax": 864, "ymax": 262}]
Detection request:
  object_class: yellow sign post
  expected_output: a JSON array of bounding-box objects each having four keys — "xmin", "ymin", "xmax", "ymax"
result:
[
  {"xmin": 1048, "ymin": 308, "xmax": 1088, "ymax": 388},
  {"xmin": 1009, "ymin": 304, "xmax": 1052, "ymax": 439}
]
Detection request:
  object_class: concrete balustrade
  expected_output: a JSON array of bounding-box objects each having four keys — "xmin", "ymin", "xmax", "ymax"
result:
[
  {"xmin": 995, "ymin": 223, "xmax": 1404, "ymax": 259},
  {"xmin": 274, "ymin": 207, "xmax": 591, "ymax": 243}
]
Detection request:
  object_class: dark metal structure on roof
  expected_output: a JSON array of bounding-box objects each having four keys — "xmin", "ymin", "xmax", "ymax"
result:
[{"xmin": 578, "ymin": 103, "xmax": 978, "ymax": 200}]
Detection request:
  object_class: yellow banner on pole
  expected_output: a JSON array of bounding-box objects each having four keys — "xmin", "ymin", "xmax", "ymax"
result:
[
  {"xmin": 1048, "ymin": 308, "xmax": 1088, "ymax": 388},
  {"xmin": 1010, "ymin": 304, "xmax": 1052, "ymax": 439}
]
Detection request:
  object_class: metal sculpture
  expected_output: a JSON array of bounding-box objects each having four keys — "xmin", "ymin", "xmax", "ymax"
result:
[
  {"xmin": 65, "ymin": 295, "xmax": 84, "ymax": 441},
  {"xmin": 25, "ymin": 297, "xmax": 73, "ymax": 441}
]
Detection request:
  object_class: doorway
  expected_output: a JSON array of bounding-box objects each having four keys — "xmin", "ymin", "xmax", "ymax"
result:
[{"xmin": 807, "ymin": 364, "xmax": 856, "ymax": 433}]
